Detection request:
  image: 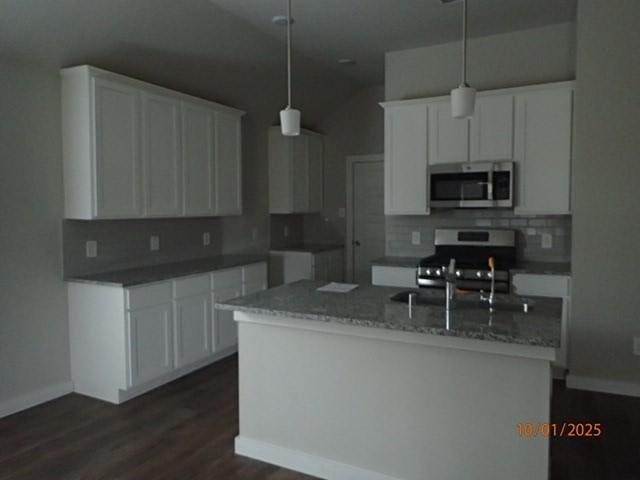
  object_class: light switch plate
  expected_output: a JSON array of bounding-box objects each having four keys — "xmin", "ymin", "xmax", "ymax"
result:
[
  {"xmin": 633, "ymin": 337, "xmax": 640, "ymax": 356},
  {"xmin": 150, "ymin": 235, "xmax": 160, "ymax": 251},
  {"xmin": 411, "ymin": 231, "xmax": 421, "ymax": 245},
  {"xmin": 85, "ymin": 240, "xmax": 98, "ymax": 258},
  {"xmin": 203, "ymin": 232, "xmax": 211, "ymax": 246},
  {"xmin": 541, "ymin": 233, "xmax": 553, "ymax": 249}
]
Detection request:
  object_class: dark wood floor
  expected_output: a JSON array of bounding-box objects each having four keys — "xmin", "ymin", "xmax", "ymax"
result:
[{"xmin": 1, "ymin": 356, "xmax": 638, "ymax": 480}]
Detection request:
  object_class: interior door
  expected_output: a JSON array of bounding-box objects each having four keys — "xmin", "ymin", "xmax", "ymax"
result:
[
  {"xmin": 353, "ymin": 160, "xmax": 385, "ymax": 284},
  {"xmin": 141, "ymin": 92, "xmax": 182, "ymax": 216}
]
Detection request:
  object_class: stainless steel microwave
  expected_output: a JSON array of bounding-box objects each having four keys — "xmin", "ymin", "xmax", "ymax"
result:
[{"xmin": 429, "ymin": 161, "xmax": 514, "ymax": 208}]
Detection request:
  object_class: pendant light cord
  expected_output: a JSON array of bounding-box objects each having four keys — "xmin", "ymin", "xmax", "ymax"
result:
[
  {"xmin": 461, "ymin": 0, "xmax": 467, "ymax": 87},
  {"xmin": 287, "ymin": 0, "xmax": 292, "ymax": 108}
]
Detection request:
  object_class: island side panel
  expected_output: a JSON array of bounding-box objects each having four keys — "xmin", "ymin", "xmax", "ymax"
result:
[{"xmin": 235, "ymin": 314, "xmax": 551, "ymax": 480}]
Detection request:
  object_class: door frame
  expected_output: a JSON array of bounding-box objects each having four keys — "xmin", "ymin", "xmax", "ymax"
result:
[{"xmin": 345, "ymin": 154, "xmax": 384, "ymax": 283}]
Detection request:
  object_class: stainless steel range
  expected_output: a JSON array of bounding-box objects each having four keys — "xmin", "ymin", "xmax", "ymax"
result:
[{"xmin": 417, "ymin": 229, "xmax": 516, "ymax": 293}]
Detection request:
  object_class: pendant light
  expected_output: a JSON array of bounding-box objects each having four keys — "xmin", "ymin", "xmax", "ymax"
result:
[
  {"xmin": 451, "ymin": 0, "xmax": 476, "ymax": 118},
  {"xmin": 280, "ymin": 0, "xmax": 301, "ymax": 136}
]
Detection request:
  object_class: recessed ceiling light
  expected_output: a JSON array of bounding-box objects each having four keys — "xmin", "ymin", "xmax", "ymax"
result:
[
  {"xmin": 338, "ymin": 58, "xmax": 356, "ymax": 66},
  {"xmin": 272, "ymin": 15, "xmax": 294, "ymax": 26}
]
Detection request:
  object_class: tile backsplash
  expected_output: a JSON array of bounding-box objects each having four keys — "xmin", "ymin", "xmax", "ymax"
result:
[{"xmin": 386, "ymin": 210, "xmax": 571, "ymax": 263}]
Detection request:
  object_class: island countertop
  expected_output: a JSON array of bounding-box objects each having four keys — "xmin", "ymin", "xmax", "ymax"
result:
[{"xmin": 216, "ymin": 280, "xmax": 562, "ymax": 349}]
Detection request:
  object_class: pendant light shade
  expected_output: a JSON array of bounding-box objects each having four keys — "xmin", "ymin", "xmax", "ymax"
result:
[
  {"xmin": 280, "ymin": 107, "xmax": 301, "ymax": 136},
  {"xmin": 451, "ymin": 0, "xmax": 475, "ymax": 118},
  {"xmin": 451, "ymin": 84, "xmax": 476, "ymax": 119},
  {"xmin": 280, "ymin": 0, "xmax": 301, "ymax": 136}
]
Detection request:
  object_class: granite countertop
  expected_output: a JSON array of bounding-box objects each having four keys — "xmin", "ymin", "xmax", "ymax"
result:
[
  {"xmin": 65, "ymin": 254, "xmax": 268, "ymax": 287},
  {"xmin": 216, "ymin": 280, "xmax": 562, "ymax": 348},
  {"xmin": 269, "ymin": 244, "xmax": 344, "ymax": 254},
  {"xmin": 510, "ymin": 261, "xmax": 572, "ymax": 276},
  {"xmin": 371, "ymin": 256, "xmax": 422, "ymax": 268}
]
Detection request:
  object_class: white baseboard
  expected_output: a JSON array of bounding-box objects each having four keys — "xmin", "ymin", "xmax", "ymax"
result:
[
  {"xmin": 0, "ymin": 381, "xmax": 73, "ymax": 419},
  {"xmin": 566, "ymin": 374, "xmax": 640, "ymax": 398},
  {"xmin": 235, "ymin": 436, "xmax": 402, "ymax": 480}
]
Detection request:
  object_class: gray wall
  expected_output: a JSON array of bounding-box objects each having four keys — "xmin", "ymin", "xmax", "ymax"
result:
[
  {"xmin": 386, "ymin": 22, "xmax": 576, "ymax": 101},
  {"xmin": 0, "ymin": 63, "xmax": 71, "ymax": 409},
  {"xmin": 301, "ymin": 85, "xmax": 385, "ymax": 245},
  {"xmin": 569, "ymin": 0, "xmax": 640, "ymax": 388}
]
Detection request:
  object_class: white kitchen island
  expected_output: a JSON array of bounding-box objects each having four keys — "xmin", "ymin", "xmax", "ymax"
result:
[{"xmin": 216, "ymin": 281, "xmax": 562, "ymax": 480}]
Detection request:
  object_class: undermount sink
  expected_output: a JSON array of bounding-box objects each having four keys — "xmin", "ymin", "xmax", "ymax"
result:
[{"xmin": 390, "ymin": 290, "xmax": 533, "ymax": 313}]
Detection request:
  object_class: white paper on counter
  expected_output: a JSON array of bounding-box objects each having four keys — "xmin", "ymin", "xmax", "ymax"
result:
[{"xmin": 316, "ymin": 282, "xmax": 359, "ymax": 293}]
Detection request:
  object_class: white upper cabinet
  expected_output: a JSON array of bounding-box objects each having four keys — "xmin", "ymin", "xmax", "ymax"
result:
[
  {"xmin": 428, "ymin": 101, "xmax": 469, "ymax": 165},
  {"xmin": 182, "ymin": 102, "xmax": 215, "ymax": 216},
  {"xmin": 383, "ymin": 103, "xmax": 429, "ymax": 215},
  {"xmin": 470, "ymin": 94, "xmax": 515, "ymax": 162},
  {"xmin": 61, "ymin": 65, "xmax": 244, "ymax": 219},
  {"xmin": 381, "ymin": 81, "xmax": 573, "ymax": 216},
  {"xmin": 92, "ymin": 78, "xmax": 143, "ymax": 218},
  {"xmin": 514, "ymin": 85, "xmax": 573, "ymax": 215},
  {"xmin": 215, "ymin": 111, "xmax": 243, "ymax": 216},
  {"xmin": 141, "ymin": 92, "xmax": 182, "ymax": 216},
  {"xmin": 268, "ymin": 127, "xmax": 324, "ymax": 214}
]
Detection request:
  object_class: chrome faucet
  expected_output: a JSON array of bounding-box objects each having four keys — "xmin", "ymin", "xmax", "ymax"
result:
[
  {"xmin": 480, "ymin": 256, "xmax": 496, "ymax": 313},
  {"xmin": 444, "ymin": 258, "xmax": 457, "ymax": 312}
]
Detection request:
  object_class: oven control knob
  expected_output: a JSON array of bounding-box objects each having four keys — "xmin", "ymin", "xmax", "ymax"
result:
[
  {"xmin": 456, "ymin": 270, "xmax": 462, "ymax": 277},
  {"xmin": 487, "ymin": 271, "xmax": 493, "ymax": 278},
  {"xmin": 476, "ymin": 271, "xmax": 483, "ymax": 278},
  {"xmin": 435, "ymin": 268, "xmax": 441, "ymax": 276},
  {"xmin": 425, "ymin": 268, "xmax": 432, "ymax": 276}
]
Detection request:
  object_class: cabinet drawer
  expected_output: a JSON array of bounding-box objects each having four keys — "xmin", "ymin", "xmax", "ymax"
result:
[
  {"xmin": 243, "ymin": 262, "xmax": 267, "ymax": 284},
  {"xmin": 371, "ymin": 266, "xmax": 417, "ymax": 288},
  {"xmin": 211, "ymin": 267, "xmax": 242, "ymax": 290},
  {"xmin": 127, "ymin": 282, "xmax": 172, "ymax": 310},
  {"xmin": 174, "ymin": 274, "xmax": 210, "ymax": 298},
  {"xmin": 511, "ymin": 274, "xmax": 571, "ymax": 298}
]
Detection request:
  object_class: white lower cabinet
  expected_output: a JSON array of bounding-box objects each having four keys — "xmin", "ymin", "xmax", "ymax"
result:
[
  {"xmin": 68, "ymin": 261, "xmax": 267, "ymax": 404},
  {"xmin": 127, "ymin": 303, "xmax": 174, "ymax": 386},
  {"xmin": 511, "ymin": 273, "xmax": 571, "ymax": 372},
  {"xmin": 212, "ymin": 285, "xmax": 242, "ymax": 351},
  {"xmin": 268, "ymin": 249, "xmax": 344, "ymax": 286},
  {"xmin": 371, "ymin": 265, "xmax": 417, "ymax": 288}
]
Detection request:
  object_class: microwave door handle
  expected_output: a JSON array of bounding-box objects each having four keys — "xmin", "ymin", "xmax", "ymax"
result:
[{"xmin": 487, "ymin": 171, "xmax": 494, "ymax": 201}]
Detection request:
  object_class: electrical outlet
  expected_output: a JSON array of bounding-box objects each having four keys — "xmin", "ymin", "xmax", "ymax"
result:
[
  {"xmin": 411, "ymin": 231, "xmax": 421, "ymax": 245},
  {"xmin": 251, "ymin": 227, "xmax": 258, "ymax": 241},
  {"xmin": 338, "ymin": 207, "xmax": 346, "ymax": 218},
  {"xmin": 541, "ymin": 233, "xmax": 553, "ymax": 249},
  {"xmin": 284, "ymin": 226, "xmax": 289, "ymax": 237},
  {"xmin": 203, "ymin": 232, "xmax": 211, "ymax": 246},
  {"xmin": 150, "ymin": 235, "xmax": 160, "ymax": 251},
  {"xmin": 85, "ymin": 240, "xmax": 98, "ymax": 258},
  {"xmin": 633, "ymin": 337, "xmax": 640, "ymax": 356}
]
